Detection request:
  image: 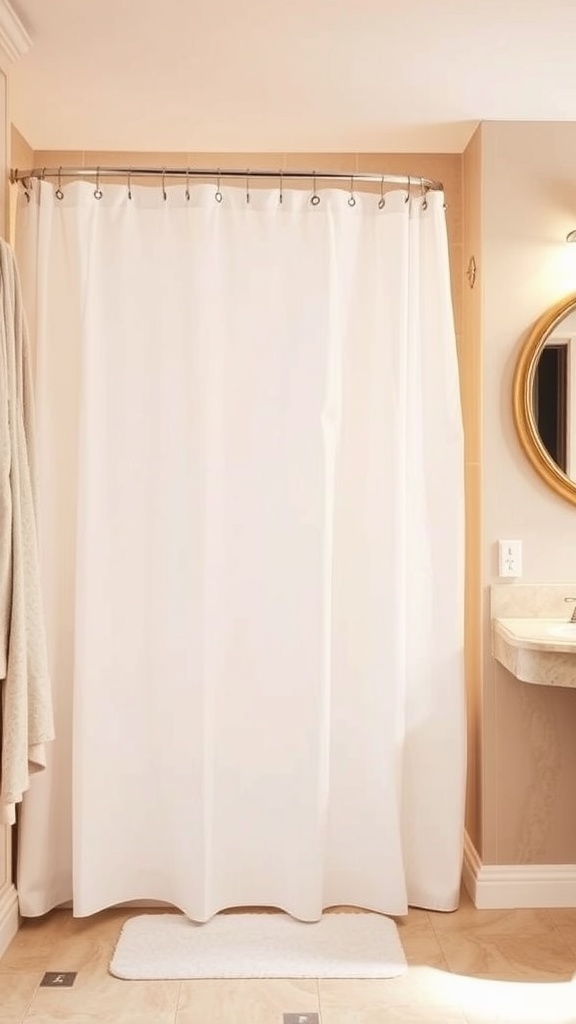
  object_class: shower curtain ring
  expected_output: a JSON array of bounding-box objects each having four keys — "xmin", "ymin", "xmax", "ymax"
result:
[
  {"xmin": 185, "ymin": 168, "xmax": 190, "ymax": 202},
  {"xmin": 246, "ymin": 170, "xmax": 250, "ymax": 205},
  {"xmin": 55, "ymin": 167, "xmax": 64, "ymax": 201},
  {"xmin": 127, "ymin": 169, "xmax": 132, "ymax": 201},
  {"xmin": 162, "ymin": 169, "xmax": 167, "ymax": 202},
  {"xmin": 94, "ymin": 167, "xmax": 103, "ymax": 200},
  {"xmin": 420, "ymin": 176, "xmax": 428, "ymax": 211},
  {"xmin": 310, "ymin": 171, "xmax": 320, "ymax": 206},
  {"xmin": 405, "ymin": 175, "xmax": 411, "ymax": 203},
  {"xmin": 378, "ymin": 175, "xmax": 386, "ymax": 210},
  {"xmin": 215, "ymin": 169, "xmax": 223, "ymax": 203},
  {"xmin": 279, "ymin": 169, "xmax": 283, "ymax": 205},
  {"xmin": 348, "ymin": 175, "xmax": 356, "ymax": 207}
]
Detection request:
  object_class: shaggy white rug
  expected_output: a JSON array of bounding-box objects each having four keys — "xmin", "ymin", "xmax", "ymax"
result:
[{"xmin": 109, "ymin": 911, "xmax": 407, "ymax": 980}]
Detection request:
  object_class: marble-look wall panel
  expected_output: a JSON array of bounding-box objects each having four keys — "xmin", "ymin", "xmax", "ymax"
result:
[
  {"xmin": 494, "ymin": 665, "xmax": 576, "ymax": 863},
  {"xmin": 490, "ymin": 580, "xmax": 576, "ymax": 862}
]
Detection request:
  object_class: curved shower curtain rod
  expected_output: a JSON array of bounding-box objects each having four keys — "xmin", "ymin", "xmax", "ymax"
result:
[{"xmin": 10, "ymin": 166, "xmax": 444, "ymax": 193}]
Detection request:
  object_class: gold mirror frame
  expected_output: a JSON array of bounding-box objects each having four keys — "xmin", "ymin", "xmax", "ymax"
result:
[{"xmin": 513, "ymin": 291, "xmax": 576, "ymax": 506}]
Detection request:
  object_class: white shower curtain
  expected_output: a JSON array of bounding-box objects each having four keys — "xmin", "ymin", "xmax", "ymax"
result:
[{"xmin": 15, "ymin": 177, "xmax": 465, "ymax": 920}]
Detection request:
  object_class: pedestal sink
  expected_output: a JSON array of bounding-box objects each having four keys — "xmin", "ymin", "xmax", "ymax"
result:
[{"xmin": 492, "ymin": 617, "xmax": 576, "ymax": 687}]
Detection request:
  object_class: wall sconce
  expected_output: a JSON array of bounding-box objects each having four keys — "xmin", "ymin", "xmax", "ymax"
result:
[{"xmin": 566, "ymin": 230, "xmax": 576, "ymax": 242}]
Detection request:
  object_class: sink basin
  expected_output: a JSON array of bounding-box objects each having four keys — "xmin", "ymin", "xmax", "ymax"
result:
[
  {"xmin": 493, "ymin": 617, "xmax": 576, "ymax": 650},
  {"xmin": 492, "ymin": 617, "xmax": 576, "ymax": 687},
  {"xmin": 542, "ymin": 623, "xmax": 576, "ymax": 639}
]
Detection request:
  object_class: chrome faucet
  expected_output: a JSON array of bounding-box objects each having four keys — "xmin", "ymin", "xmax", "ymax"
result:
[{"xmin": 564, "ymin": 597, "xmax": 576, "ymax": 622}]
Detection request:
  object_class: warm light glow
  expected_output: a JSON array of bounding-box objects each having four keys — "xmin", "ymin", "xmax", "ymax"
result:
[
  {"xmin": 406, "ymin": 966, "xmax": 576, "ymax": 1023},
  {"xmin": 551, "ymin": 237, "xmax": 576, "ymax": 296}
]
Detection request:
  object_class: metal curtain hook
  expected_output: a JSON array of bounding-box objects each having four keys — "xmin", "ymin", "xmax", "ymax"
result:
[
  {"xmin": 215, "ymin": 169, "xmax": 222, "ymax": 203},
  {"xmin": 348, "ymin": 175, "xmax": 356, "ymax": 207},
  {"xmin": 420, "ymin": 176, "xmax": 428, "ymax": 211},
  {"xmin": 94, "ymin": 167, "xmax": 103, "ymax": 200},
  {"xmin": 55, "ymin": 166, "xmax": 64, "ymax": 200},
  {"xmin": 310, "ymin": 171, "xmax": 320, "ymax": 206},
  {"xmin": 127, "ymin": 169, "xmax": 132, "ymax": 201},
  {"xmin": 246, "ymin": 170, "xmax": 250, "ymax": 205},
  {"xmin": 162, "ymin": 168, "xmax": 167, "ymax": 201},
  {"xmin": 279, "ymin": 169, "xmax": 283, "ymax": 205},
  {"xmin": 378, "ymin": 175, "xmax": 385, "ymax": 209},
  {"xmin": 185, "ymin": 168, "xmax": 190, "ymax": 201},
  {"xmin": 41, "ymin": 167, "xmax": 46, "ymax": 181}
]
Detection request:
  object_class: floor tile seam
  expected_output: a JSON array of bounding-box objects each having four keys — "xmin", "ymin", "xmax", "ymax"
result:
[
  {"xmin": 423, "ymin": 908, "xmax": 468, "ymax": 950},
  {"xmin": 315, "ymin": 976, "xmax": 324, "ymax": 1024},
  {"xmin": 419, "ymin": 951, "xmax": 452, "ymax": 974},
  {"xmin": 399, "ymin": 913, "xmax": 448, "ymax": 942},
  {"xmin": 422, "ymin": 925, "xmax": 482, "ymax": 981},
  {"xmin": 173, "ymin": 979, "xmax": 184, "ymax": 1020},
  {"xmin": 421, "ymin": 908, "xmax": 453, "ymax": 942},
  {"xmin": 17, "ymin": 978, "xmax": 39, "ymax": 1023}
]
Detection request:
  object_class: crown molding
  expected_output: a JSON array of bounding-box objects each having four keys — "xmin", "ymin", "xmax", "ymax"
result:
[{"xmin": 0, "ymin": 0, "xmax": 31, "ymax": 62}]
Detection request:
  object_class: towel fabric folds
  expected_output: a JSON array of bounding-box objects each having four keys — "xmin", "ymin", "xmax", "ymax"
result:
[{"xmin": 0, "ymin": 237, "xmax": 53, "ymax": 825}]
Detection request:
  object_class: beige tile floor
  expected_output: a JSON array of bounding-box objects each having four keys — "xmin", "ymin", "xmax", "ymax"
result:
[{"xmin": 1, "ymin": 887, "xmax": 576, "ymax": 1023}]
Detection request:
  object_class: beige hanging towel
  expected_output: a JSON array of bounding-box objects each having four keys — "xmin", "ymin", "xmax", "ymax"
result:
[{"xmin": 0, "ymin": 237, "xmax": 54, "ymax": 825}]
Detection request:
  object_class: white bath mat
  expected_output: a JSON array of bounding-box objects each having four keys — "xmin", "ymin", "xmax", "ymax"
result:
[{"xmin": 109, "ymin": 911, "xmax": 407, "ymax": 979}]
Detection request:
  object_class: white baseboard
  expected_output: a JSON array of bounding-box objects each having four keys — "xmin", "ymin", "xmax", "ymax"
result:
[
  {"xmin": 463, "ymin": 831, "xmax": 576, "ymax": 908},
  {"xmin": 0, "ymin": 882, "xmax": 18, "ymax": 958}
]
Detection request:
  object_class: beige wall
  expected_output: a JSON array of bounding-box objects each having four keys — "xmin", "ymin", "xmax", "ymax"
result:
[
  {"xmin": 11, "ymin": 125, "xmax": 33, "ymax": 173},
  {"xmin": 479, "ymin": 121, "xmax": 576, "ymax": 865},
  {"xmin": 10, "ymin": 127, "xmax": 33, "ymax": 242}
]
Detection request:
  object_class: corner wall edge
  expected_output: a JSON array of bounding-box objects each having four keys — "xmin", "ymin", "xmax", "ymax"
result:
[{"xmin": 463, "ymin": 830, "xmax": 576, "ymax": 908}]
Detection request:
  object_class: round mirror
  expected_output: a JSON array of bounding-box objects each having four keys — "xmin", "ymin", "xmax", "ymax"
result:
[{"xmin": 513, "ymin": 292, "xmax": 576, "ymax": 506}]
